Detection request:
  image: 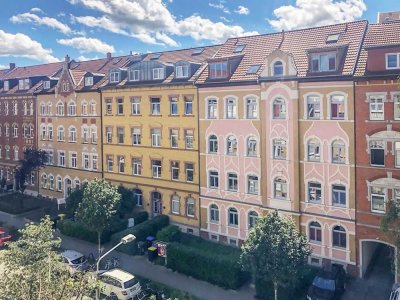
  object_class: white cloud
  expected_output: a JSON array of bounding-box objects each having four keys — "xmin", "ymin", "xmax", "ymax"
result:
[
  {"xmin": 69, "ymin": 0, "xmax": 258, "ymax": 44},
  {"xmin": 30, "ymin": 7, "xmax": 44, "ymax": 14},
  {"xmin": 57, "ymin": 37, "xmax": 115, "ymax": 53},
  {"xmin": 10, "ymin": 12, "xmax": 72, "ymax": 34},
  {"xmin": 268, "ymin": 0, "xmax": 366, "ymax": 31},
  {"xmin": 235, "ymin": 5, "xmax": 249, "ymax": 15},
  {"xmin": 0, "ymin": 64, "xmax": 9, "ymax": 70},
  {"xmin": 209, "ymin": 2, "xmax": 230, "ymax": 14},
  {"xmin": 0, "ymin": 30, "xmax": 58, "ymax": 63},
  {"xmin": 77, "ymin": 55, "xmax": 99, "ymax": 61}
]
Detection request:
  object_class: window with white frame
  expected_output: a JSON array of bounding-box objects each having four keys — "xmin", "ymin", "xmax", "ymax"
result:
[
  {"xmin": 110, "ymin": 70, "xmax": 120, "ymax": 83},
  {"xmin": 369, "ymin": 95, "xmax": 384, "ymax": 120},
  {"xmin": 370, "ymin": 186, "xmax": 385, "ymax": 213},
  {"xmin": 395, "ymin": 141, "xmax": 400, "ymax": 168},
  {"xmin": 185, "ymin": 129, "xmax": 193, "ymax": 149},
  {"xmin": 131, "ymin": 127, "xmax": 141, "ymax": 145},
  {"xmin": 82, "ymin": 153, "xmax": 90, "ymax": 170},
  {"xmin": 57, "ymin": 126, "xmax": 64, "ymax": 142},
  {"xmin": 184, "ymin": 97, "xmax": 193, "ymax": 115},
  {"xmin": 247, "ymin": 137, "xmax": 257, "ymax": 156},
  {"xmin": 128, "ymin": 69, "xmax": 140, "ymax": 81},
  {"xmin": 70, "ymin": 152, "xmax": 77, "ymax": 168},
  {"xmin": 3, "ymin": 81, "xmax": 9, "ymax": 91},
  {"xmin": 246, "ymin": 97, "xmax": 258, "ymax": 119},
  {"xmin": 248, "ymin": 175, "xmax": 259, "ymax": 194},
  {"xmin": 81, "ymin": 101, "xmax": 88, "ymax": 116},
  {"xmin": 56, "ymin": 102, "xmax": 64, "ymax": 116},
  {"xmin": 90, "ymin": 126, "xmax": 97, "ymax": 144},
  {"xmin": 307, "ymin": 95, "xmax": 321, "ymax": 119},
  {"xmin": 207, "ymin": 98, "xmax": 218, "ymax": 119},
  {"xmin": 228, "ymin": 207, "xmax": 238, "ymax": 226},
  {"xmin": 56, "ymin": 176, "xmax": 62, "ymax": 191},
  {"xmin": 118, "ymin": 156, "xmax": 125, "ymax": 173},
  {"xmin": 117, "ymin": 98, "xmax": 124, "ymax": 115},
  {"xmin": 89, "ymin": 101, "xmax": 96, "ymax": 116},
  {"xmin": 132, "ymin": 157, "xmax": 142, "ymax": 175},
  {"xmin": 84, "ymin": 76, "xmax": 93, "ymax": 86},
  {"xmin": 41, "ymin": 174, "xmax": 48, "ymax": 188},
  {"xmin": 62, "ymin": 82, "xmax": 69, "ymax": 92},
  {"xmin": 330, "ymin": 94, "xmax": 345, "ymax": 120},
  {"xmin": 151, "ymin": 128, "xmax": 161, "ymax": 147},
  {"xmin": 131, "ymin": 97, "xmax": 141, "ymax": 115},
  {"xmin": 185, "ymin": 162, "xmax": 194, "ymax": 182},
  {"xmin": 69, "ymin": 127, "xmax": 77, "ymax": 142},
  {"xmin": 273, "ymin": 61, "xmax": 283, "ymax": 76},
  {"xmin": 308, "ymin": 182, "xmax": 322, "ymax": 203},
  {"xmin": 47, "ymin": 103, "xmax": 52, "ymax": 116},
  {"xmin": 209, "ymin": 62, "xmax": 228, "ymax": 78},
  {"xmin": 29, "ymin": 101, "xmax": 33, "ymax": 115},
  {"xmin": 332, "ymin": 184, "xmax": 346, "ymax": 207},
  {"xmin": 273, "ymin": 139, "xmax": 287, "ymax": 160},
  {"xmin": 308, "ymin": 139, "xmax": 321, "ymax": 162},
  {"xmin": 43, "ymin": 80, "xmax": 50, "ymax": 89},
  {"xmin": 248, "ymin": 211, "xmax": 259, "ymax": 228},
  {"xmin": 18, "ymin": 78, "xmax": 30, "ymax": 90},
  {"xmin": 386, "ymin": 53, "xmax": 400, "ymax": 69},
  {"xmin": 133, "ymin": 189, "xmax": 143, "ymax": 206},
  {"xmin": 105, "ymin": 99, "xmax": 112, "ymax": 115},
  {"xmin": 92, "ymin": 154, "xmax": 98, "ymax": 170},
  {"xmin": 170, "ymin": 129, "xmax": 178, "ymax": 148},
  {"xmin": 117, "ymin": 127, "xmax": 124, "ymax": 144},
  {"xmin": 29, "ymin": 125, "xmax": 34, "ymax": 138},
  {"xmin": 176, "ymin": 65, "xmax": 189, "ymax": 78},
  {"xmin": 209, "ymin": 171, "xmax": 219, "ymax": 188},
  {"xmin": 23, "ymin": 102, "xmax": 27, "ymax": 115},
  {"xmin": 12, "ymin": 102, "xmax": 18, "ymax": 115},
  {"xmin": 227, "ymin": 172, "xmax": 238, "ymax": 192},
  {"xmin": 171, "ymin": 161, "xmax": 179, "ymax": 180},
  {"xmin": 151, "ymin": 98, "xmax": 161, "ymax": 115},
  {"xmin": 170, "ymin": 97, "xmax": 178, "ymax": 115},
  {"xmin": 58, "ymin": 151, "xmax": 65, "ymax": 167},
  {"xmin": 107, "ymin": 155, "xmax": 113, "ymax": 172},
  {"xmin": 272, "ymin": 98, "xmax": 286, "ymax": 119},
  {"xmin": 13, "ymin": 146, "xmax": 19, "ymax": 161},
  {"xmin": 332, "ymin": 226, "xmax": 346, "ymax": 248},
  {"xmin": 311, "ymin": 52, "xmax": 336, "ymax": 72},
  {"xmin": 12, "ymin": 124, "xmax": 18, "ymax": 138},
  {"xmin": 171, "ymin": 195, "xmax": 180, "ymax": 214},
  {"xmin": 274, "ymin": 177, "xmax": 287, "ymax": 199},
  {"xmin": 153, "ymin": 68, "xmax": 164, "ymax": 80},
  {"xmin": 40, "ymin": 125, "xmax": 46, "ymax": 140},
  {"xmin": 370, "ymin": 140, "xmax": 385, "ymax": 166},
  {"xmin": 226, "ymin": 97, "xmax": 237, "ymax": 119},
  {"xmin": 68, "ymin": 101, "xmax": 76, "ymax": 116},
  {"xmin": 40, "ymin": 103, "xmax": 46, "ymax": 116},
  {"xmin": 226, "ymin": 135, "xmax": 237, "ymax": 155},
  {"xmin": 47, "ymin": 125, "xmax": 52, "ymax": 140},
  {"xmin": 186, "ymin": 198, "xmax": 195, "ymax": 217},
  {"xmin": 152, "ymin": 160, "xmax": 162, "ymax": 178},
  {"xmin": 209, "ymin": 204, "xmax": 219, "ymax": 223},
  {"xmin": 5, "ymin": 146, "xmax": 9, "ymax": 160},
  {"xmin": 309, "ymin": 222, "xmax": 322, "ymax": 243},
  {"xmin": 208, "ymin": 135, "xmax": 218, "ymax": 153},
  {"xmin": 331, "ymin": 140, "xmax": 346, "ymax": 164},
  {"xmin": 82, "ymin": 126, "xmax": 89, "ymax": 143},
  {"xmin": 106, "ymin": 127, "xmax": 112, "ymax": 144},
  {"xmin": 394, "ymin": 94, "xmax": 400, "ymax": 120}
]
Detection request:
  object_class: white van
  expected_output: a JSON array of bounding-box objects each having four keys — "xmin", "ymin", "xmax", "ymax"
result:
[{"xmin": 98, "ymin": 269, "xmax": 141, "ymax": 300}]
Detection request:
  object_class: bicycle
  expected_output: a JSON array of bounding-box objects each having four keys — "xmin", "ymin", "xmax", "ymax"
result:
[{"xmin": 104, "ymin": 256, "xmax": 120, "ymax": 270}]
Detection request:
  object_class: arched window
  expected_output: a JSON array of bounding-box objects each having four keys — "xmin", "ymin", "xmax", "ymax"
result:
[
  {"xmin": 47, "ymin": 124, "xmax": 53, "ymax": 140},
  {"xmin": 68, "ymin": 100, "xmax": 76, "ymax": 116},
  {"xmin": 308, "ymin": 139, "xmax": 321, "ymax": 161},
  {"xmin": 12, "ymin": 124, "xmax": 18, "ymax": 138},
  {"xmin": 82, "ymin": 125, "xmax": 89, "ymax": 143},
  {"xmin": 89, "ymin": 101, "xmax": 96, "ymax": 116},
  {"xmin": 47, "ymin": 102, "xmax": 52, "ymax": 116},
  {"xmin": 69, "ymin": 126, "xmax": 77, "ymax": 142},
  {"xmin": 332, "ymin": 225, "xmax": 346, "ymax": 248},
  {"xmin": 274, "ymin": 177, "xmax": 287, "ymax": 199},
  {"xmin": 81, "ymin": 101, "xmax": 88, "ymax": 116},
  {"xmin": 208, "ymin": 135, "xmax": 218, "ymax": 153},
  {"xmin": 186, "ymin": 197, "xmax": 195, "ymax": 217},
  {"xmin": 57, "ymin": 126, "xmax": 65, "ymax": 141},
  {"xmin": 248, "ymin": 211, "xmax": 259, "ymax": 229},
  {"xmin": 74, "ymin": 179, "xmax": 81, "ymax": 190},
  {"xmin": 133, "ymin": 189, "xmax": 143, "ymax": 206},
  {"xmin": 56, "ymin": 101, "xmax": 64, "ymax": 116},
  {"xmin": 65, "ymin": 178, "xmax": 72, "ymax": 196},
  {"xmin": 152, "ymin": 191, "xmax": 162, "ymax": 215},
  {"xmin": 56, "ymin": 176, "xmax": 62, "ymax": 191},
  {"xmin": 29, "ymin": 125, "xmax": 34, "ymax": 138},
  {"xmin": 171, "ymin": 195, "xmax": 180, "ymax": 214},
  {"xmin": 228, "ymin": 207, "xmax": 239, "ymax": 226},
  {"xmin": 309, "ymin": 222, "xmax": 322, "ymax": 243},
  {"xmin": 331, "ymin": 140, "xmax": 346, "ymax": 164},
  {"xmin": 90, "ymin": 126, "xmax": 97, "ymax": 144},
  {"xmin": 247, "ymin": 136, "xmax": 257, "ymax": 156},
  {"xmin": 49, "ymin": 175, "xmax": 54, "ymax": 190},
  {"xmin": 273, "ymin": 61, "xmax": 283, "ymax": 76},
  {"xmin": 40, "ymin": 103, "xmax": 46, "ymax": 116},
  {"xmin": 272, "ymin": 98, "xmax": 286, "ymax": 119},
  {"xmin": 4, "ymin": 124, "xmax": 9, "ymax": 137},
  {"xmin": 41, "ymin": 173, "xmax": 48, "ymax": 188},
  {"xmin": 226, "ymin": 135, "xmax": 237, "ymax": 155},
  {"xmin": 29, "ymin": 101, "xmax": 34, "ymax": 115},
  {"xmin": 209, "ymin": 204, "xmax": 219, "ymax": 223},
  {"xmin": 13, "ymin": 146, "xmax": 19, "ymax": 161}
]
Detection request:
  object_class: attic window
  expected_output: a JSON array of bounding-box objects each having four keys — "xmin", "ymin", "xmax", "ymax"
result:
[
  {"xmin": 110, "ymin": 70, "xmax": 120, "ymax": 83},
  {"xmin": 247, "ymin": 65, "xmax": 260, "ymax": 74},
  {"xmin": 150, "ymin": 53, "xmax": 162, "ymax": 60},
  {"xmin": 3, "ymin": 81, "xmax": 9, "ymax": 91},
  {"xmin": 192, "ymin": 48, "xmax": 204, "ymax": 55},
  {"xmin": 176, "ymin": 65, "xmax": 189, "ymax": 78},
  {"xmin": 209, "ymin": 62, "xmax": 228, "ymax": 79},
  {"xmin": 85, "ymin": 77, "xmax": 93, "ymax": 86},
  {"xmin": 18, "ymin": 78, "xmax": 30, "ymax": 90},
  {"xmin": 233, "ymin": 44, "xmax": 246, "ymax": 53},
  {"xmin": 43, "ymin": 81, "xmax": 50, "ymax": 89},
  {"xmin": 310, "ymin": 52, "xmax": 337, "ymax": 72},
  {"xmin": 326, "ymin": 34, "xmax": 340, "ymax": 43}
]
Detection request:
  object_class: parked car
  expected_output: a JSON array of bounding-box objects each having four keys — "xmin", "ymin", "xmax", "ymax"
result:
[
  {"xmin": 390, "ymin": 283, "xmax": 400, "ymax": 300},
  {"xmin": 307, "ymin": 265, "xmax": 346, "ymax": 300},
  {"xmin": 97, "ymin": 268, "xmax": 141, "ymax": 300},
  {"xmin": 60, "ymin": 250, "xmax": 89, "ymax": 275},
  {"xmin": 0, "ymin": 227, "xmax": 12, "ymax": 247}
]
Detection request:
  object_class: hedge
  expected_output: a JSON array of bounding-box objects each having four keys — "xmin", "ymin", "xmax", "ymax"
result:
[
  {"xmin": 166, "ymin": 241, "xmax": 249, "ymax": 290},
  {"xmin": 156, "ymin": 225, "xmax": 182, "ymax": 242},
  {"xmin": 57, "ymin": 219, "xmax": 111, "ymax": 244},
  {"xmin": 111, "ymin": 215, "xmax": 169, "ymax": 255}
]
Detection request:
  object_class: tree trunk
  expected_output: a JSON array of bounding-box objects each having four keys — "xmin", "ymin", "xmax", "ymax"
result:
[{"xmin": 274, "ymin": 282, "xmax": 278, "ymax": 300}]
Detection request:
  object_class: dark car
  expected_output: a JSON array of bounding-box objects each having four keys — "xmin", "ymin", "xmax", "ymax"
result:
[{"xmin": 307, "ymin": 265, "xmax": 346, "ymax": 300}]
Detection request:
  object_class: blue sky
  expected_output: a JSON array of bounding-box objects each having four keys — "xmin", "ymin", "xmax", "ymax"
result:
[{"xmin": 0, "ymin": 0, "xmax": 399, "ymax": 68}]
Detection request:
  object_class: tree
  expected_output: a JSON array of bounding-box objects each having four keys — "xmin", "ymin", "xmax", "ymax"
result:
[
  {"xmin": 65, "ymin": 185, "xmax": 86, "ymax": 218},
  {"xmin": 0, "ymin": 216, "xmax": 97, "ymax": 300},
  {"xmin": 117, "ymin": 185, "xmax": 135, "ymax": 218},
  {"xmin": 240, "ymin": 210, "xmax": 311, "ymax": 300},
  {"xmin": 381, "ymin": 200, "xmax": 400, "ymax": 267},
  {"xmin": 75, "ymin": 178, "xmax": 121, "ymax": 257}
]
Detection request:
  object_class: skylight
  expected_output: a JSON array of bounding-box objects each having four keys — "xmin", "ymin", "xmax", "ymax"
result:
[
  {"xmin": 247, "ymin": 65, "xmax": 260, "ymax": 74},
  {"xmin": 233, "ymin": 44, "xmax": 246, "ymax": 53},
  {"xmin": 192, "ymin": 48, "xmax": 204, "ymax": 55},
  {"xmin": 150, "ymin": 53, "xmax": 162, "ymax": 60},
  {"xmin": 326, "ymin": 34, "xmax": 340, "ymax": 43}
]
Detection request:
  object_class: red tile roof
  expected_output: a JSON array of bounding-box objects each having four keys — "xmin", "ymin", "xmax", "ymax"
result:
[{"xmin": 2, "ymin": 62, "xmax": 63, "ymax": 80}]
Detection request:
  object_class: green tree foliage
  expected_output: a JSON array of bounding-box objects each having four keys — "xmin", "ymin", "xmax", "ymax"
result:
[
  {"xmin": 0, "ymin": 216, "xmax": 97, "ymax": 300},
  {"xmin": 75, "ymin": 178, "xmax": 121, "ymax": 257},
  {"xmin": 65, "ymin": 185, "xmax": 86, "ymax": 218},
  {"xmin": 117, "ymin": 185, "xmax": 135, "ymax": 218},
  {"xmin": 240, "ymin": 210, "xmax": 311, "ymax": 300},
  {"xmin": 381, "ymin": 200, "xmax": 400, "ymax": 265}
]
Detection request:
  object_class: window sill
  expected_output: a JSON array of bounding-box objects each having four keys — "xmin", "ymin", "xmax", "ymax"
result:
[
  {"xmin": 309, "ymin": 241, "xmax": 322, "ymax": 245},
  {"xmin": 371, "ymin": 209, "xmax": 385, "ymax": 214},
  {"xmin": 168, "ymin": 114, "xmax": 180, "ymax": 117},
  {"xmin": 227, "ymin": 225, "xmax": 239, "ymax": 229},
  {"xmin": 149, "ymin": 114, "xmax": 162, "ymax": 117},
  {"xmin": 183, "ymin": 114, "xmax": 194, "ymax": 117},
  {"xmin": 130, "ymin": 114, "xmax": 142, "ymax": 116}
]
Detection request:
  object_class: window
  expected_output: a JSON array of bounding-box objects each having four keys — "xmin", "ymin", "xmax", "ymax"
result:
[
  {"xmin": 209, "ymin": 171, "xmax": 219, "ymax": 188},
  {"xmin": 42, "ymin": 174, "xmax": 48, "ymax": 189},
  {"xmin": 12, "ymin": 102, "xmax": 18, "ymax": 115},
  {"xmin": 18, "ymin": 78, "xmax": 30, "ymax": 90},
  {"xmin": 308, "ymin": 182, "xmax": 322, "ymax": 203},
  {"xmin": 69, "ymin": 127, "xmax": 77, "ymax": 142},
  {"xmin": 3, "ymin": 81, "xmax": 9, "ymax": 91},
  {"xmin": 150, "ymin": 53, "xmax": 162, "ymax": 60},
  {"xmin": 12, "ymin": 124, "xmax": 18, "ymax": 138},
  {"xmin": 228, "ymin": 208, "xmax": 238, "ymax": 226},
  {"xmin": 227, "ymin": 173, "xmax": 238, "ymax": 191},
  {"xmin": 118, "ymin": 156, "xmax": 125, "ymax": 173},
  {"xmin": 153, "ymin": 68, "xmax": 164, "ymax": 80},
  {"xmin": 29, "ymin": 102, "xmax": 33, "ymax": 115},
  {"xmin": 395, "ymin": 142, "xmax": 400, "ymax": 167},
  {"xmin": 117, "ymin": 127, "xmax": 124, "ymax": 144},
  {"xmin": 170, "ymin": 129, "xmax": 178, "ymax": 148},
  {"xmin": 68, "ymin": 101, "xmax": 76, "ymax": 116},
  {"xmin": 192, "ymin": 48, "xmax": 204, "ymax": 55},
  {"xmin": 273, "ymin": 61, "xmax": 283, "ymax": 76},
  {"xmin": 22, "ymin": 125, "xmax": 27, "ymax": 138},
  {"xmin": 370, "ymin": 186, "xmax": 385, "ymax": 213},
  {"xmin": 152, "ymin": 160, "xmax": 162, "ymax": 178},
  {"xmin": 386, "ymin": 53, "xmax": 400, "ymax": 69},
  {"xmin": 208, "ymin": 135, "xmax": 218, "ymax": 153},
  {"xmin": 129, "ymin": 69, "xmax": 140, "ymax": 81},
  {"xmin": 273, "ymin": 139, "xmax": 287, "ymax": 160},
  {"xmin": 62, "ymin": 82, "xmax": 69, "ymax": 92},
  {"xmin": 105, "ymin": 99, "xmax": 112, "ymax": 115},
  {"xmin": 311, "ymin": 52, "xmax": 336, "ymax": 72},
  {"xmin": 309, "ymin": 222, "xmax": 322, "ymax": 243},
  {"xmin": 81, "ymin": 101, "xmax": 88, "ymax": 116},
  {"xmin": 307, "ymin": 95, "xmax": 321, "ymax": 119},
  {"xmin": 151, "ymin": 128, "xmax": 161, "ymax": 147},
  {"xmin": 47, "ymin": 125, "xmax": 52, "ymax": 140},
  {"xmin": 105, "ymin": 127, "xmax": 113, "ymax": 143},
  {"xmin": 170, "ymin": 97, "xmax": 178, "ymax": 115},
  {"xmin": 57, "ymin": 102, "xmax": 64, "ymax": 116},
  {"xmin": 171, "ymin": 161, "xmax": 179, "ymax": 180},
  {"xmin": 5, "ymin": 146, "xmax": 9, "ymax": 160},
  {"xmin": 370, "ymin": 141, "xmax": 385, "ymax": 166},
  {"xmin": 274, "ymin": 178, "xmax": 287, "ymax": 199},
  {"xmin": 132, "ymin": 158, "xmax": 142, "ymax": 175},
  {"xmin": 84, "ymin": 76, "xmax": 93, "ymax": 86},
  {"xmin": 13, "ymin": 147, "xmax": 19, "ymax": 161},
  {"xmin": 5, "ymin": 124, "xmax": 9, "ymax": 137},
  {"xmin": 133, "ymin": 189, "xmax": 143, "ymax": 206},
  {"xmin": 70, "ymin": 152, "xmax": 77, "ymax": 168},
  {"xmin": 246, "ymin": 97, "xmax": 258, "ymax": 119},
  {"xmin": 89, "ymin": 101, "xmax": 96, "ymax": 116},
  {"xmin": 209, "ymin": 204, "xmax": 219, "ymax": 223},
  {"xmin": 185, "ymin": 129, "xmax": 193, "ymax": 149},
  {"xmin": 83, "ymin": 153, "xmax": 90, "ymax": 170},
  {"xmin": 248, "ymin": 175, "xmax": 259, "ymax": 194},
  {"xmin": 394, "ymin": 94, "xmax": 400, "ymax": 120},
  {"xmin": 176, "ymin": 65, "xmax": 189, "ymax": 78},
  {"xmin": 226, "ymin": 97, "xmax": 237, "ymax": 118},
  {"xmin": 185, "ymin": 163, "xmax": 194, "ymax": 182},
  {"xmin": 186, "ymin": 198, "xmax": 195, "ymax": 217},
  {"xmin": 207, "ymin": 98, "xmax": 218, "ymax": 119},
  {"xmin": 43, "ymin": 80, "xmax": 50, "ymax": 89},
  {"xmin": 184, "ymin": 97, "xmax": 193, "ymax": 115},
  {"xmin": 326, "ymin": 33, "xmax": 340, "ymax": 43},
  {"xmin": 332, "ymin": 226, "xmax": 346, "ymax": 248},
  {"xmin": 247, "ymin": 64, "xmax": 260, "ymax": 74},
  {"xmin": 40, "ymin": 103, "xmax": 46, "ymax": 116},
  {"xmin": 40, "ymin": 125, "xmax": 46, "ymax": 140},
  {"xmin": 332, "ymin": 140, "xmax": 346, "ymax": 164},
  {"xmin": 151, "ymin": 98, "xmax": 161, "ymax": 115},
  {"xmin": 332, "ymin": 185, "xmax": 346, "ymax": 207},
  {"xmin": 58, "ymin": 151, "xmax": 65, "ymax": 167},
  {"xmin": 82, "ymin": 126, "xmax": 88, "ymax": 143},
  {"xmin": 131, "ymin": 127, "xmax": 141, "ymax": 145},
  {"xmin": 90, "ymin": 126, "xmax": 97, "ymax": 144},
  {"xmin": 209, "ymin": 62, "xmax": 228, "ymax": 78},
  {"xmin": 56, "ymin": 176, "xmax": 62, "ymax": 191},
  {"xmin": 330, "ymin": 95, "xmax": 345, "ymax": 119},
  {"xmin": 369, "ymin": 95, "xmax": 384, "ymax": 120},
  {"xmin": 248, "ymin": 211, "xmax": 259, "ymax": 229},
  {"xmin": 131, "ymin": 97, "xmax": 141, "ymax": 115},
  {"xmin": 171, "ymin": 196, "xmax": 180, "ymax": 214},
  {"xmin": 92, "ymin": 154, "xmax": 98, "ymax": 170},
  {"xmin": 117, "ymin": 98, "xmax": 124, "ymax": 115},
  {"xmin": 234, "ymin": 44, "xmax": 245, "ymax": 53},
  {"xmin": 107, "ymin": 155, "xmax": 113, "ymax": 172},
  {"xmin": 247, "ymin": 137, "xmax": 257, "ymax": 156},
  {"xmin": 110, "ymin": 70, "xmax": 120, "ymax": 83},
  {"xmin": 226, "ymin": 136, "xmax": 237, "ymax": 155},
  {"xmin": 29, "ymin": 125, "xmax": 34, "ymax": 138},
  {"xmin": 23, "ymin": 102, "xmax": 27, "ymax": 115},
  {"xmin": 272, "ymin": 98, "xmax": 286, "ymax": 119},
  {"xmin": 308, "ymin": 139, "xmax": 321, "ymax": 162}
]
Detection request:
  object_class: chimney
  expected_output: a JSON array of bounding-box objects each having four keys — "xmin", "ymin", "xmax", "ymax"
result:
[
  {"xmin": 106, "ymin": 52, "xmax": 112, "ymax": 60},
  {"xmin": 9, "ymin": 63, "xmax": 15, "ymax": 70},
  {"xmin": 65, "ymin": 55, "xmax": 70, "ymax": 63}
]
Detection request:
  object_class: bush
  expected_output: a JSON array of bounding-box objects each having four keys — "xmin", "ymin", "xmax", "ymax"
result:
[
  {"xmin": 127, "ymin": 211, "xmax": 149, "ymax": 225},
  {"xmin": 156, "ymin": 225, "xmax": 181, "ymax": 242},
  {"xmin": 117, "ymin": 186, "xmax": 135, "ymax": 218},
  {"xmin": 65, "ymin": 187, "xmax": 85, "ymax": 218},
  {"xmin": 167, "ymin": 241, "xmax": 248, "ymax": 290},
  {"xmin": 111, "ymin": 215, "xmax": 169, "ymax": 255},
  {"xmin": 57, "ymin": 219, "xmax": 111, "ymax": 244}
]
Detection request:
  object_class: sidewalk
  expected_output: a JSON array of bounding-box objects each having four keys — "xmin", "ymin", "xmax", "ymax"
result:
[{"xmin": 0, "ymin": 211, "xmax": 255, "ymax": 300}]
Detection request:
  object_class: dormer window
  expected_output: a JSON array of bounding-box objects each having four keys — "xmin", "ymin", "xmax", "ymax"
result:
[
  {"xmin": 192, "ymin": 48, "xmax": 204, "ymax": 55},
  {"xmin": 18, "ymin": 78, "xmax": 30, "ymax": 90},
  {"xmin": 110, "ymin": 70, "xmax": 120, "ymax": 83},
  {"xmin": 247, "ymin": 65, "xmax": 260, "ymax": 74},
  {"xmin": 386, "ymin": 53, "xmax": 400, "ymax": 69},
  {"xmin": 311, "ymin": 52, "xmax": 337, "ymax": 72},
  {"xmin": 326, "ymin": 34, "xmax": 340, "ymax": 43},
  {"xmin": 84, "ymin": 77, "xmax": 93, "ymax": 86},
  {"xmin": 153, "ymin": 68, "xmax": 164, "ymax": 80},
  {"xmin": 233, "ymin": 44, "xmax": 246, "ymax": 53},
  {"xmin": 176, "ymin": 65, "xmax": 189, "ymax": 78},
  {"xmin": 43, "ymin": 81, "xmax": 50, "ymax": 89},
  {"xmin": 209, "ymin": 62, "xmax": 228, "ymax": 79},
  {"xmin": 273, "ymin": 61, "xmax": 284, "ymax": 76},
  {"xmin": 3, "ymin": 81, "xmax": 9, "ymax": 91},
  {"xmin": 150, "ymin": 53, "xmax": 162, "ymax": 60},
  {"xmin": 128, "ymin": 69, "xmax": 140, "ymax": 81}
]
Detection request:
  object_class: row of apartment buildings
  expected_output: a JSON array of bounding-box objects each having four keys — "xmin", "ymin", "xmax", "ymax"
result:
[{"xmin": 0, "ymin": 16, "xmax": 399, "ymax": 279}]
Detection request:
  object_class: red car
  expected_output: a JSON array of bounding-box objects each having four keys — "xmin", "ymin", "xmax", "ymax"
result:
[{"xmin": 0, "ymin": 227, "xmax": 12, "ymax": 247}]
